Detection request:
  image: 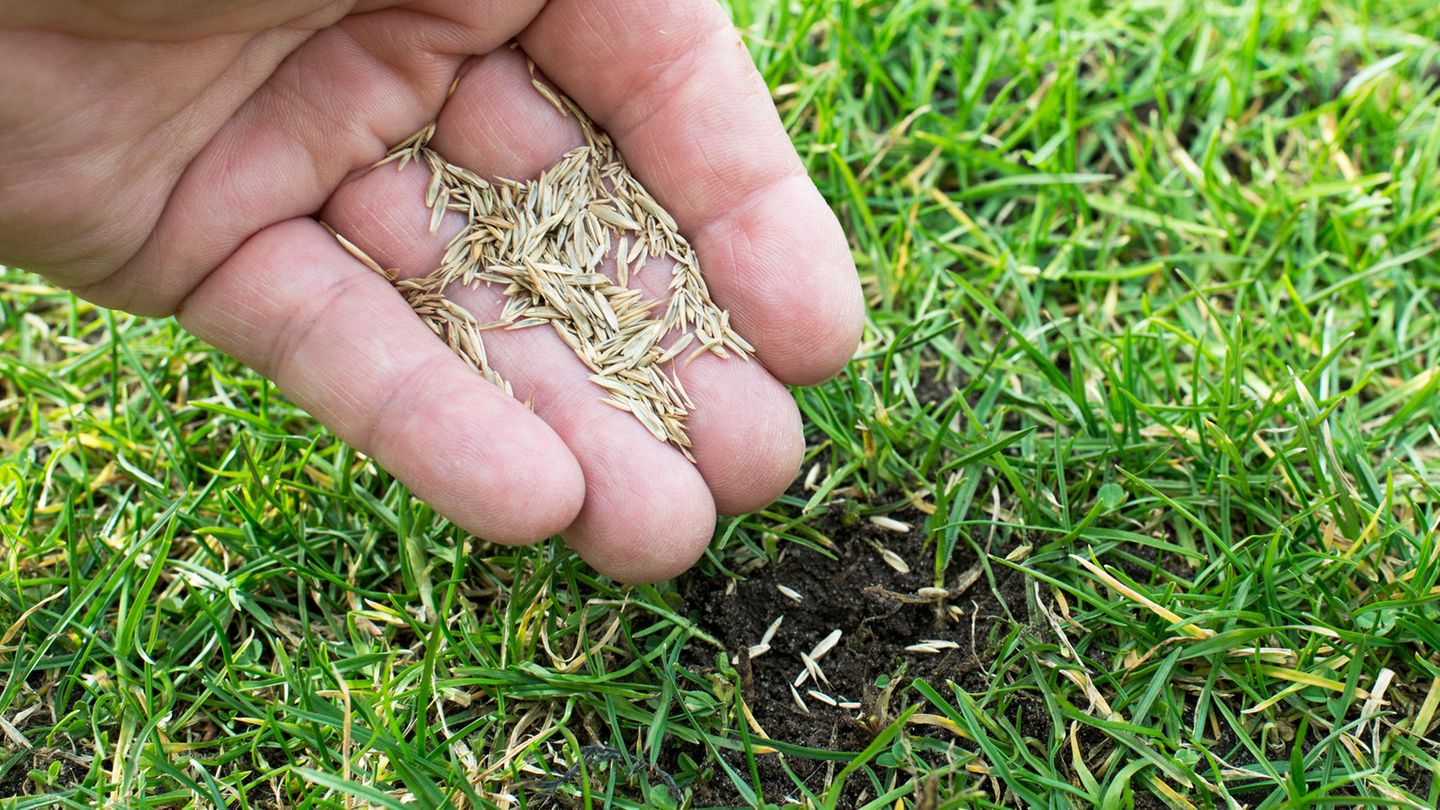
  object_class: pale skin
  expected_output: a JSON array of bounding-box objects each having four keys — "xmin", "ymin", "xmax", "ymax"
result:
[{"xmin": 0, "ymin": 0, "xmax": 865, "ymax": 583}]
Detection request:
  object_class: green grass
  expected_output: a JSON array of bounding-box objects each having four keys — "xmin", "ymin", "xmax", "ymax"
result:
[{"xmin": 5, "ymin": 0, "xmax": 1440, "ymax": 807}]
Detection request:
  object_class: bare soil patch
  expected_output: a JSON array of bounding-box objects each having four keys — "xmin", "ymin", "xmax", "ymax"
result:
[{"xmin": 685, "ymin": 502, "xmax": 1032, "ymax": 805}]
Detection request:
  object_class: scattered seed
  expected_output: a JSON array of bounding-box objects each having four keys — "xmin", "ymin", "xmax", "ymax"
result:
[
  {"xmin": 799, "ymin": 651, "xmax": 829, "ymax": 687},
  {"xmin": 777, "ymin": 585, "xmax": 804, "ymax": 603},
  {"xmin": 879, "ymin": 547, "xmax": 911, "ymax": 575},
  {"xmin": 952, "ymin": 564, "xmax": 984, "ymax": 597},
  {"xmin": 746, "ymin": 643, "xmax": 770, "ymax": 659},
  {"xmin": 838, "ymin": 701, "xmax": 863, "ymax": 710},
  {"xmin": 803, "ymin": 463, "xmax": 822, "ymax": 491},
  {"xmin": 789, "ymin": 684, "xmax": 809, "ymax": 714},
  {"xmin": 916, "ymin": 587, "xmax": 950, "ymax": 600},
  {"xmin": 810, "ymin": 629, "xmax": 843, "ymax": 661},
  {"xmin": 807, "ymin": 690, "xmax": 838, "ymax": 707},
  {"xmin": 869, "ymin": 515, "xmax": 913, "ymax": 533},
  {"xmin": 760, "ymin": 616, "xmax": 784, "ymax": 647},
  {"xmin": 904, "ymin": 639, "xmax": 961, "ymax": 654}
]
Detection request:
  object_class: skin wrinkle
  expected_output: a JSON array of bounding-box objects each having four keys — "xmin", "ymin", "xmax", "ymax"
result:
[
  {"xmin": 85, "ymin": 4, "xmax": 548, "ymax": 317},
  {"xmin": 265, "ymin": 43, "xmax": 389, "ymax": 182},
  {"xmin": 569, "ymin": 434, "xmax": 713, "ymax": 578},
  {"xmin": 47, "ymin": 29, "xmax": 316, "ymax": 290},
  {"xmin": 431, "ymin": 57, "xmax": 582, "ymax": 182},
  {"xmin": 357, "ymin": 350, "xmax": 456, "ymax": 454},
  {"xmin": 691, "ymin": 169, "xmax": 811, "ymax": 279},
  {"xmin": 264, "ymin": 265, "xmax": 375, "ymax": 385},
  {"xmin": 593, "ymin": 20, "xmax": 735, "ymax": 142},
  {"xmin": 12, "ymin": 0, "xmax": 357, "ymax": 41},
  {"xmin": 375, "ymin": 7, "xmax": 506, "ymax": 58},
  {"xmin": 620, "ymin": 89, "xmax": 798, "ymax": 224},
  {"xmin": 121, "ymin": 32, "xmax": 437, "ymax": 315}
]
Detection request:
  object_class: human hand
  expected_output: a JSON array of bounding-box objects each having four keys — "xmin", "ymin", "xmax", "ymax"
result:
[{"xmin": 0, "ymin": 0, "xmax": 864, "ymax": 582}]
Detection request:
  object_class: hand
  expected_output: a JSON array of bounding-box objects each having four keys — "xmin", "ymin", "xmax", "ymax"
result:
[{"xmin": 0, "ymin": 0, "xmax": 864, "ymax": 582}]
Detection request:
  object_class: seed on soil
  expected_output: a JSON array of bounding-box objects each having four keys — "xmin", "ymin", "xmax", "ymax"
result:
[
  {"xmin": 916, "ymin": 586, "xmax": 950, "ymax": 600},
  {"xmin": 1005, "ymin": 544, "xmax": 1034, "ymax": 562},
  {"xmin": 952, "ymin": 563, "xmax": 984, "ymax": 597},
  {"xmin": 789, "ymin": 684, "xmax": 809, "ymax": 714},
  {"xmin": 868, "ymin": 515, "xmax": 913, "ymax": 533},
  {"xmin": 904, "ymin": 639, "xmax": 961, "ymax": 654},
  {"xmin": 777, "ymin": 584, "xmax": 804, "ymax": 603},
  {"xmin": 349, "ymin": 82, "xmax": 752, "ymax": 458},
  {"xmin": 794, "ymin": 650, "xmax": 834, "ymax": 689},
  {"xmin": 803, "ymin": 463, "xmax": 822, "ymax": 491},
  {"xmin": 838, "ymin": 701, "xmax": 862, "ymax": 710},
  {"xmin": 809, "ymin": 629, "xmax": 843, "ymax": 661},
  {"xmin": 877, "ymin": 546, "xmax": 911, "ymax": 575},
  {"xmin": 760, "ymin": 615, "xmax": 784, "ymax": 646},
  {"xmin": 746, "ymin": 643, "xmax": 771, "ymax": 659},
  {"xmin": 806, "ymin": 690, "xmax": 838, "ymax": 707}
]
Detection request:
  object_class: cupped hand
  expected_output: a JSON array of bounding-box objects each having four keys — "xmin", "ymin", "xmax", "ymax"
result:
[{"xmin": 0, "ymin": 0, "xmax": 864, "ymax": 582}]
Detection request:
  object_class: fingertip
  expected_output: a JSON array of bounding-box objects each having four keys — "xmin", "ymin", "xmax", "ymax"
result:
[
  {"xmin": 579, "ymin": 506, "xmax": 716, "ymax": 584},
  {"xmin": 683, "ymin": 362, "xmax": 805, "ymax": 515},
  {"xmin": 767, "ymin": 268, "xmax": 864, "ymax": 387},
  {"xmin": 564, "ymin": 450, "xmax": 717, "ymax": 583},
  {"xmin": 462, "ymin": 410, "xmax": 586, "ymax": 544},
  {"xmin": 711, "ymin": 399, "xmax": 804, "ymax": 515},
  {"xmin": 710, "ymin": 184, "xmax": 865, "ymax": 386},
  {"xmin": 357, "ymin": 360, "xmax": 585, "ymax": 546}
]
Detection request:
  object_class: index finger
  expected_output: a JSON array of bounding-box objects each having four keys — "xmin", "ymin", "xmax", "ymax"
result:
[{"xmin": 517, "ymin": 0, "xmax": 864, "ymax": 385}]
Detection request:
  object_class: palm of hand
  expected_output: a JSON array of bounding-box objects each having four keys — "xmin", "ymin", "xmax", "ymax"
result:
[{"xmin": 0, "ymin": 0, "xmax": 863, "ymax": 582}]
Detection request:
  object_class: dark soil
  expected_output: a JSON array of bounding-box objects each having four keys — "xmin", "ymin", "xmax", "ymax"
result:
[
  {"xmin": 0, "ymin": 746, "xmax": 87, "ymax": 799},
  {"xmin": 683, "ymin": 502, "xmax": 1031, "ymax": 806}
]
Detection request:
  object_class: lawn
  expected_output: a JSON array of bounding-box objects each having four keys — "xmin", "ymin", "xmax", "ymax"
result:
[{"xmin": 4, "ymin": 0, "xmax": 1440, "ymax": 807}]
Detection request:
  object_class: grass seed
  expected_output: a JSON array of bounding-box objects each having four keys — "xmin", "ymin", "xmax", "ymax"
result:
[{"xmin": 351, "ymin": 81, "xmax": 751, "ymax": 458}]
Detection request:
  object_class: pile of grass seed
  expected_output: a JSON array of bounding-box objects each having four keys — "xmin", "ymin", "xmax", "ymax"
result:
[{"xmin": 333, "ymin": 79, "xmax": 750, "ymax": 459}]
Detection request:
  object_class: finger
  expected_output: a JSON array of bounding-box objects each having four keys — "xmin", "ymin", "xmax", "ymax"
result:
[
  {"xmin": 426, "ymin": 49, "xmax": 803, "ymax": 515},
  {"xmin": 517, "ymin": 0, "xmax": 865, "ymax": 385},
  {"xmin": 176, "ymin": 216, "xmax": 585, "ymax": 545}
]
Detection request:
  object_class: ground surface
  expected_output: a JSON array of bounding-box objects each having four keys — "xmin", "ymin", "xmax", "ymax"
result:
[{"xmin": 4, "ymin": 0, "xmax": 1440, "ymax": 807}]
